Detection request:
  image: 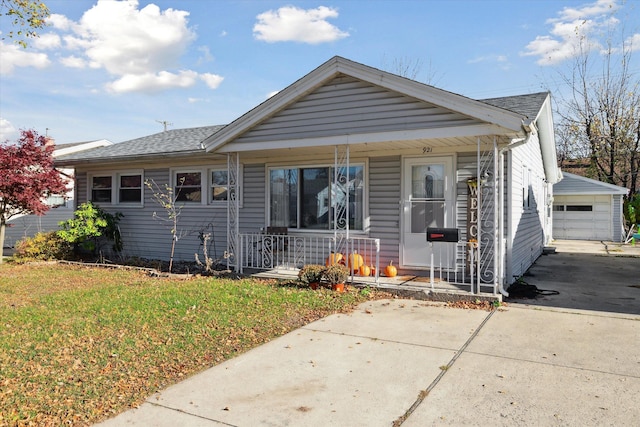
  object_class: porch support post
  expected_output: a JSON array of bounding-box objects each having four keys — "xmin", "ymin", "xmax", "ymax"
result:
[
  {"xmin": 227, "ymin": 152, "xmax": 240, "ymax": 271},
  {"xmin": 493, "ymin": 136, "xmax": 499, "ymax": 295}
]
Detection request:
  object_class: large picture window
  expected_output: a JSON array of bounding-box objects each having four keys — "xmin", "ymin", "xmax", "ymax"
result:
[{"xmin": 269, "ymin": 165, "xmax": 364, "ymax": 231}]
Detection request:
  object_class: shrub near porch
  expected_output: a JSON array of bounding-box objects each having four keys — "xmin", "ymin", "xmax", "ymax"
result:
[{"xmin": 0, "ymin": 263, "xmax": 385, "ymax": 425}]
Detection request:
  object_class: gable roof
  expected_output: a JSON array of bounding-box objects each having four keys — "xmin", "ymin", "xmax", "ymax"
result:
[
  {"xmin": 554, "ymin": 172, "xmax": 629, "ymax": 196},
  {"xmin": 56, "ymin": 125, "xmax": 224, "ymax": 165},
  {"xmin": 203, "ymin": 56, "xmax": 530, "ymax": 153},
  {"xmin": 481, "ymin": 92, "xmax": 549, "ymax": 121},
  {"xmin": 53, "ymin": 139, "xmax": 113, "ymax": 158}
]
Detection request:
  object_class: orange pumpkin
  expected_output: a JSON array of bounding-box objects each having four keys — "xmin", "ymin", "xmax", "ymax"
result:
[
  {"xmin": 348, "ymin": 252, "xmax": 364, "ymax": 272},
  {"xmin": 359, "ymin": 264, "xmax": 371, "ymax": 277},
  {"xmin": 326, "ymin": 252, "xmax": 344, "ymax": 267},
  {"xmin": 384, "ymin": 260, "xmax": 397, "ymax": 277}
]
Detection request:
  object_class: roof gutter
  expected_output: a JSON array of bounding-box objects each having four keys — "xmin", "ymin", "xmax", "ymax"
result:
[{"xmin": 495, "ymin": 120, "xmax": 536, "ymax": 298}]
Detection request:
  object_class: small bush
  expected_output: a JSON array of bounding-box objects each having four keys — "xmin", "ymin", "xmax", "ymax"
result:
[{"xmin": 15, "ymin": 231, "xmax": 72, "ymax": 260}]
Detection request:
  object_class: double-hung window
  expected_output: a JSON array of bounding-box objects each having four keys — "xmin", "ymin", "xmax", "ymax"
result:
[
  {"xmin": 90, "ymin": 171, "xmax": 143, "ymax": 205},
  {"xmin": 211, "ymin": 170, "xmax": 228, "ymax": 202},
  {"xmin": 175, "ymin": 171, "xmax": 202, "ymax": 202},
  {"xmin": 119, "ymin": 174, "xmax": 142, "ymax": 203},
  {"xmin": 91, "ymin": 176, "xmax": 113, "ymax": 203},
  {"xmin": 269, "ymin": 164, "xmax": 364, "ymax": 231}
]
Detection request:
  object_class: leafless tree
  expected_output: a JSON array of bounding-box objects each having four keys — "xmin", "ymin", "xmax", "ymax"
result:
[{"xmin": 553, "ymin": 22, "xmax": 639, "ymax": 195}]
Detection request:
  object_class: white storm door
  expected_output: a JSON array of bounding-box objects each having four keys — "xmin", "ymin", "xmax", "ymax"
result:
[{"xmin": 402, "ymin": 157, "xmax": 455, "ymax": 267}]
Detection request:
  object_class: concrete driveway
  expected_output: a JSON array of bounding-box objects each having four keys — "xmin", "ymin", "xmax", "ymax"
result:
[
  {"xmin": 507, "ymin": 240, "xmax": 640, "ymax": 315},
  {"xmin": 98, "ymin": 240, "xmax": 640, "ymax": 426}
]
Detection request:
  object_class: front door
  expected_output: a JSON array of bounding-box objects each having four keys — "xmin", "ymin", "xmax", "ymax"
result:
[{"xmin": 402, "ymin": 156, "xmax": 455, "ymax": 267}]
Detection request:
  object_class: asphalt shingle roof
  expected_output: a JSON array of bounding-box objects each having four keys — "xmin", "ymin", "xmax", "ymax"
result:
[
  {"xmin": 56, "ymin": 93, "xmax": 548, "ymax": 165},
  {"xmin": 56, "ymin": 125, "xmax": 225, "ymax": 163},
  {"xmin": 480, "ymin": 92, "xmax": 548, "ymax": 120}
]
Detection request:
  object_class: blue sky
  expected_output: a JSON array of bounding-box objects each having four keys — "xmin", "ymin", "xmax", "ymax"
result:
[{"xmin": 1, "ymin": 0, "xmax": 638, "ymax": 144}]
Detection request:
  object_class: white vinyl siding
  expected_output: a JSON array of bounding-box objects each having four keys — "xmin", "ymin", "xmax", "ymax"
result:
[
  {"xmin": 234, "ymin": 75, "xmax": 483, "ymax": 145},
  {"xmin": 369, "ymin": 156, "xmax": 401, "ymax": 264},
  {"xmin": 508, "ymin": 134, "xmax": 547, "ymax": 280}
]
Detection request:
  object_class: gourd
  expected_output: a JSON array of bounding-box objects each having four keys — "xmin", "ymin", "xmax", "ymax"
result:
[
  {"xmin": 348, "ymin": 252, "xmax": 364, "ymax": 272},
  {"xmin": 359, "ymin": 264, "xmax": 371, "ymax": 277},
  {"xmin": 326, "ymin": 252, "xmax": 344, "ymax": 266},
  {"xmin": 384, "ymin": 260, "xmax": 397, "ymax": 277}
]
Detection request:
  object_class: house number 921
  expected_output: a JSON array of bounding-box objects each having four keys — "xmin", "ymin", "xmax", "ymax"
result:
[{"xmin": 423, "ymin": 146, "xmax": 432, "ymax": 153}]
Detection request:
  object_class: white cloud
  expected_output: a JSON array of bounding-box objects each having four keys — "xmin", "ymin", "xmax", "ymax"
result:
[
  {"xmin": 625, "ymin": 33, "xmax": 640, "ymax": 51},
  {"xmin": 33, "ymin": 33, "xmax": 62, "ymax": 50},
  {"xmin": 48, "ymin": 13, "xmax": 74, "ymax": 31},
  {"xmin": 77, "ymin": 0, "xmax": 195, "ymax": 76},
  {"xmin": 106, "ymin": 70, "xmax": 199, "ymax": 94},
  {"xmin": 0, "ymin": 118, "xmax": 17, "ymax": 142},
  {"xmin": 0, "ymin": 42, "xmax": 50, "ymax": 74},
  {"xmin": 31, "ymin": 0, "xmax": 224, "ymax": 94},
  {"xmin": 254, "ymin": 6, "xmax": 349, "ymax": 44},
  {"xmin": 60, "ymin": 55, "xmax": 88, "ymax": 68},
  {"xmin": 521, "ymin": 0, "xmax": 632, "ymax": 65},
  {"xmin": 200, "ymin": 73, "xmax": 224, "ymax": 89}
]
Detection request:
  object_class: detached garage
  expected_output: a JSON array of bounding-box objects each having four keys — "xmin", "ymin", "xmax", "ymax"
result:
[{"xmin": 553, "ymin": 172, "xmax": 629, "ymax": 242}]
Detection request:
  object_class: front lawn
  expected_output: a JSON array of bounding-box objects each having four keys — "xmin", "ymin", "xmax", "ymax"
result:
[{"xmin": 0, "ymin": 263, "xmax": 385, "ymax": 426}]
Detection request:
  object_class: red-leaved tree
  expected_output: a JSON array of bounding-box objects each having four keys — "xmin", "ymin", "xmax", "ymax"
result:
[{"xmin": 0, "ymin": 129, "xmax": 69, "ymax": 262}]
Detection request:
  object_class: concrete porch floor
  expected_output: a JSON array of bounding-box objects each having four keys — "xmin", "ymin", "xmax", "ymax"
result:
[{"xmin": 245, "ymin": 268, "xmax": 501, "ymax": 302}]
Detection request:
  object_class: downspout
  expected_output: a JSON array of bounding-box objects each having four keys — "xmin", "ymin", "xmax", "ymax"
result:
[{"xmin": 496, "ymin": 119, "xmax": 536, "ymax": 297}]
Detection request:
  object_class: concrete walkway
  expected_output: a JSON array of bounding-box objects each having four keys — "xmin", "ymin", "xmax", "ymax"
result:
[
  {"xmin": 98, "ymin": 299, "xmax": 640, "ymax": 426},
  {"xmin": 97, "ymin": 240, "xmax": 640, "ymax": 426}
]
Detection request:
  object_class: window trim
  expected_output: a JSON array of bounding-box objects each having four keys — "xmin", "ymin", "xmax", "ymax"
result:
[
  {"xmin": 170, "ymin": 166, "xmax": 243, "ymax": 207},
  {"xmin": 88, "ymin": 170, "xmax": 144, "ymax": 206},
  {"xmin": 266, "ymin": 161, "xmax": 367, "ymax": 233}
]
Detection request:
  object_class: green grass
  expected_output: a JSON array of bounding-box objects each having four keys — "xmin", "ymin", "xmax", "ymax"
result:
[{"xmin": 0, "ymin": 263, "xmax": 385, "ymax": 426}]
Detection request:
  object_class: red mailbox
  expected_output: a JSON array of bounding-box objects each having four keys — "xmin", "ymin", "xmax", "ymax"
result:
[{"xmin": 426, "ymin": 228, "xmax": 460, "ymax": 242}]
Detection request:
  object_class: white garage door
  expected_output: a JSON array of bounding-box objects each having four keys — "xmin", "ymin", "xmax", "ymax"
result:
[{"xmin": 553, "ymin": 195, "xmax": 611, "ymax": 240}]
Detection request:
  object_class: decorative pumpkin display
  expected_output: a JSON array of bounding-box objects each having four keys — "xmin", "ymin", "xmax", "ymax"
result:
[
  {"xmin": 359, "ymin": 264, "xmax": 371, "ymax": 277},
  {"xmin": 384, "ymin": 260, "xmax": 397, "ymax": 277},
  {"xmin": 348, "ymin": 252, "xmax": 364, "ymax": 272},
  {"xmin": 326, "ymin": 252, "xmax": 344, "ymax": 266}
]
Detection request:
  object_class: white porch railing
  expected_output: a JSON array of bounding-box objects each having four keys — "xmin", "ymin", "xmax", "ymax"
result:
[
  {"xmin": 238, "ymin": 233, "xmax": 380, "ymax": 284},
  {"xmin": 428, "ymin": 241, "xmax": 497, "ymax": 294}
]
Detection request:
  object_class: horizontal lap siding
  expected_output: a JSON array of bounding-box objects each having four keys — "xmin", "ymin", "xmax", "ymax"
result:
[
  {"xmin": 5, "ymin": 206, "xmax": 75, "ymax": 247},
  {"xmin": 510, "ymin": 136, "xmax": 546, "ymax": 280},
  {"xmin": 235, "ymin": 75, "xmax": 481, "ymax": 144},
  {"xmin": 369, "ymin": 156, "xmax": 401, "ymax": 264},
  {"xmin": 76, "ymin": 169, "xmax": 229, "ymax": 262},
  {"xmin": 239, "ymin": 163, "xmax": 266, "ymax": 234}
]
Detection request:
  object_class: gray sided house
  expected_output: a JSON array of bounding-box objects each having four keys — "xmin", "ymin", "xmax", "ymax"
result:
[
  {"xmin": 4, "ymin": 139, "xmax": 112, "ymax": 249},
  {"xmin": 553, "ymin": 172, "xmax": 629, "ymax": 242},
  {"xmin": 56, "ymin": 57, "xmax": 561, "ymax": 294}
]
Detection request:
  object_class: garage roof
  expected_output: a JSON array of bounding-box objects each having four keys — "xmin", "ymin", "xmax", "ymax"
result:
[{"xmin": 554, "ymin": 172, "xmax": 629, "ymax": 196}]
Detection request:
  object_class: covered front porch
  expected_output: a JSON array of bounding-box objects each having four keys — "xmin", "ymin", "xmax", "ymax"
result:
[{"xmin": 223, "ymin": 137, "xmax": 507, "ymax": 297}]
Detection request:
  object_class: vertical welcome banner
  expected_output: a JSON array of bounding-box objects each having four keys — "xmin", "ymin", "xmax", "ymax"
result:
[{"xmin": 466, "ymin": 178, "xmax": 479, "ymax": 273}]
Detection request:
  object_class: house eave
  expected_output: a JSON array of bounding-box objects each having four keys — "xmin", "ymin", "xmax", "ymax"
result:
[{"xmin": 55, "ymin": 149, "xmax": 223, "ymax": 167}]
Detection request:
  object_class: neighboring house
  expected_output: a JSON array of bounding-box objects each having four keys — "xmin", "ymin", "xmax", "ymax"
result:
[
  {"xmin": 56, "ymin": 56, "xmax": 561, "ymax": 293},
  {"xmin": 553, "ymin": 172, "xmax": 629, "ymax": 242},
  {"xmin": 4, "ymin": 139, "xmax": 112, "ymax": 249}
]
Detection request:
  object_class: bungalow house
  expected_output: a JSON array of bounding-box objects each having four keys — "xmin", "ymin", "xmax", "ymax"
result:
[
  {"xmin": 56, "ymin": 56, "xmax": 561, "ymax": 295},
  {"xmin": 4, "ymin": 139, "xmax": 112, "ymax": 249}
]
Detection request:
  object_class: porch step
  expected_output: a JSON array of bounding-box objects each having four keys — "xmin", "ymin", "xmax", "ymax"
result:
[{"xmin": 543, "ymin": 246, "xmax": 557, "ymax": 254}]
